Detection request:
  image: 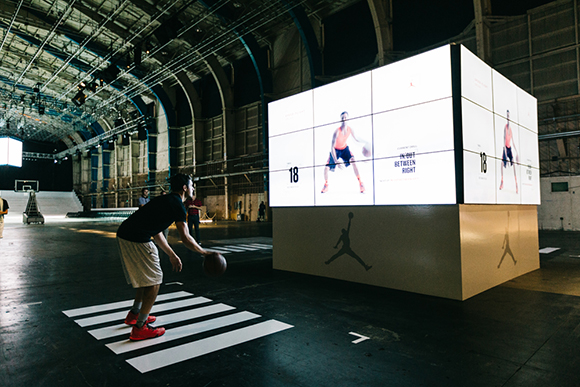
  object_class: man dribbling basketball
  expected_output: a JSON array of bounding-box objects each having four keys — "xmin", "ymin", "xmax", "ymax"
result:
[
  {"xmin": 116, "ymin": 174, "xmax": 211, "ymax": 341},
  {"xmin": 321, "ymin": 111, "xmax": 366, "ymax": 194}
]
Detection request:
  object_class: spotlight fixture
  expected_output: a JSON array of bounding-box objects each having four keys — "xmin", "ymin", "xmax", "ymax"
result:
[
  {"xmin": 72, "ymin": 90, "xmax": 86, "ymax": 106},
  {"xmin": 33, "ymin": 83, "xmax": 40, "ymax": 93},
  {"xmin": 87, "ymin": 81, "xmax": 98, "ymax": 93},
  {"xmin": 78, "ymin": 81, "xmax": 86, "ymax": 90}
]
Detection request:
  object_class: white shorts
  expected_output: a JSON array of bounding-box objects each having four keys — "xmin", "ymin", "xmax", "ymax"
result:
[{"xmin": 117, "ymin": 237, "xmax": 163, "ymax": 288}]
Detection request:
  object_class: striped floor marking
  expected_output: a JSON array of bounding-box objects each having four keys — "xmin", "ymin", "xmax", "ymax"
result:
[
  {"xmin": 63, "ymin": 293, "xmax": 293, "ymax": 373},
  {"xmin": 88, "ymin": 303, "xmax": 235, "ymax": 340},
  {"xmin": 63, "ymin": 291, "xmax": 192, "ymax": 317},
  {"xmin": 208, "ymin": 243, "xmax": 273, "ymax": 254},
  {"xmin": 127, "ymin": 320, "xmax": 293, "ymax": 373},
  {"xmin": 107, "ymin": 311, "xmax": 260, "ymax": 354},
  {"xmin": 75, "ymin": 297, "xmax": 211, "ymax": 327}
]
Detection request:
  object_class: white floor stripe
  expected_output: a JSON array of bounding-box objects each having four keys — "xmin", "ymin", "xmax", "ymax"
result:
[
  {"xmin": 230, "ymin": 244, "xmax": 260, "ymax": 250},
  {"xmin": 126, "ymin": 320, "xmax": 294, "ymax": 373},
  {"xmin": 245, "ymin": 243, "xmax": 273, "ymax": 248},
  {"xmin": 214, "ymin": 246, "xmax": 249, "ymax": 252},
  {"xmin": 207, "ymin": 247, "xmax": 233, "ymax": 254},
  {"xmin": 63, "ymin": 291, "xmax": 193, "ymax": 317},
  {"xmin": 539, "ymin": 247, "xmax": 560, "ymax": 254},
  {"xmin": 75, "ymin": 297, "xmax": 212, "ymax": 327},
  {"xmin": 88, "ymin": 303, "xmax": 236, "ymax": 340},
  {"xmin": 107, "ymin": 311, "xmax": 261, "ymax": 354}
]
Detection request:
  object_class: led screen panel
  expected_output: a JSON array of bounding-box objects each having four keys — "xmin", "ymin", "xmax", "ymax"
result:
[
  {"xmin": 460, "ymin": 45, "xmax": 492, "ymax": 111},
  {"xmin": 462, "ymin": 99, "xmax": 496, "ymax": 204},
  {"xmin": 374, "ymin": 151, "xmax": 456, "ymax": 205},
  {"xmin": 313, "ymin": 115, "xmax": 373, "ymax": 206},
  {"xmin": 269, "ymin": 166, "xmax": 315, "ymax": 207},
  {"xmin": 268, "ymin": 90, "xmax": 313, "ymax": 137},
  {"xmin": 0, "ymin": 137, "xmax": 7, "ymax": 165},
  {"xmin": 0, "ymin": 136, "xmax": 23, "ymax": 167},
  {"xmin": 461, "ymin": 46, "xmax": 540, "ymax": 205},
  {"xmin": 313, "ymin": 72, "xmax": 371, "ymax": 127},
  {"xmin": 268, "ymin": 45, "xmax": 455, "ymax": 207},
  {"xmin": 372, "ymin": 45, "xmax": 452, "ymax": 114},
  {"xmin": 268, "ymin": 44, "xmax": 538, "ymax": 207}
]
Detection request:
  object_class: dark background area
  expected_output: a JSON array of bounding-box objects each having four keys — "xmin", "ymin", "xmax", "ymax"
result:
[{"xmin": 0, "ymin": 140, "xmax": 73, "ymax": 191}]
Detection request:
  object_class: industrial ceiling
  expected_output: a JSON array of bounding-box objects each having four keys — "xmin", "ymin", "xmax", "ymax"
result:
[{"xmin": 0, "ymin": 0, "xmax": 358, "ymax": 149}]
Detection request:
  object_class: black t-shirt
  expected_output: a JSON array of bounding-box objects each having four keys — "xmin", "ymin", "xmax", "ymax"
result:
[{"xmin": 117, "ymin": 193, "xmax": 186, "ymax": 243}]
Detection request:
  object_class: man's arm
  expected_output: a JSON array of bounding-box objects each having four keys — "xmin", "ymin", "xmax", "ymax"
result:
[
  {"xmin": 175, "ymin": 221, "xmax": 209, "ymax": 255},
  {"xmin": 350, "ymin": 127, "xmax": 365, "ymax": 144},
  {"xmin": 153, "ymin": 232, "xmax": 183, "ymax": 272}
]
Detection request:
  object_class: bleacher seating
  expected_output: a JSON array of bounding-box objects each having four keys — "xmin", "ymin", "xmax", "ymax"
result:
[{"xmin": 0, "ymin": 191, "xmax": 83, "ymax": 218}]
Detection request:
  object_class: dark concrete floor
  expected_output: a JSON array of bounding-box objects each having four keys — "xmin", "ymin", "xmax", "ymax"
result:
[{"xmin": 1, "ymin": 218, "xmax": 580, "ymax": 387}]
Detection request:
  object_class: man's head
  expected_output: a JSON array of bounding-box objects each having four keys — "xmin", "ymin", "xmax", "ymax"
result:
[
  {"xmin": 170, "ymin": 174, "xmax": 193, "ymax": 197},
  {"xmin": 506, "ymin": 109, "xmax": 510, "ymax": 121},
  {"xmin": 141, "ymin": 188, "xmax": 149, "ymax": 197},
  {"xmin": 340, "ymin": 111, "xmax": 349, "ymax": 123}
]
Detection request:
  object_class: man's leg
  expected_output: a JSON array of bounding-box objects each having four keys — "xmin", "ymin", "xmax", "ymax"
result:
[
  {"xmin": 321, "ymin": 166, "xmax": 330, "ymax": 193},
  {"xmin": 193, "ymin": 214, "xmax": 201, "ymax": 243},
  {"xmin": 0, "ymin": 217, "xmax": 4, "ymax": 238},
  {"xmin": 351, "ymin": 158, "xmax": 365, "ymax": 193},
  {"xmin": 187, "ymin": 215, "xmax": 194, "ymax": 237},
  {"xmin": 136, "ymin": 284, "xmax": 160, "ymax": 327},
  {"xmin": 124, "ymin": 287, "xmax": 156, "ymax": 325}
]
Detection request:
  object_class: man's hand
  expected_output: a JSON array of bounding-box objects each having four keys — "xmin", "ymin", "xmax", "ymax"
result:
[{"xmin": 169, "ymin": 255, "xmax": 183, "ymax": 272}]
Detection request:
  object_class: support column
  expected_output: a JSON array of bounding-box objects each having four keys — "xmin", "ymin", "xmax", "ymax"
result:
[
  {"xmin": 367, "ymin": 0, "xmax": 394, "ymax": 67},
  {"xmin": 203, "ymin": 54, "xmax": 235, "ymax": 220},
  {"xmin": 474, "ymin": 0, "xmax": 492, "ymax": 64}
]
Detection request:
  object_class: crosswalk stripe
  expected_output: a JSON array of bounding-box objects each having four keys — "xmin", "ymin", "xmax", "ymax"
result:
[
  {"xmin": 88, "ymin": 303, "xmax": 236, "ymax": 340},
  {"xmin": 126, "ymin": 320, "xmax": 294, "ymax": 373},
  {"xmin": 62, "ymin": 291, "xmax": 193, "ymax": 318},
  {"xmin": 213, "ymin": 245, "xmax": 249, "ymax": 252},
  {"xmin": 245, "ymin": 243, "xmax": 273, "ymax": 248},
  {"xmin": 207, "ymin": 247, "xmax": 233, "ymax": 254},
  {"xmin": 237, "ymin": 244, "xmax": 267, "ymax": 250},
  {"xmin": 229, "ymin": 244, "xmax": 260, "ymax": 250},
  {"xmin": 107, "ymin": 311, "xmax": 261, "ymax": 355},
  {"xmin": 75, "ymin": 297, "xmax": 212, "ymax": 327}
]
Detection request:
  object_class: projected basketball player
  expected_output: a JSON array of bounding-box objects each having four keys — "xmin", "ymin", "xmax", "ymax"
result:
[
  {"xmin": 499, "ymin": 110, "xmax": 519, "ymax": 193},
  {"xmin": 325, "ymin": 212, "xmax": 372, "ymax": 271},
  {"xmin": 321, "ymin": 111, "xmax": 366, "ymax": 194}
]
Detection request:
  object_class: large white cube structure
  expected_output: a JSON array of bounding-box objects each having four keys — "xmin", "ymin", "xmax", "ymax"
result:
[{"xmin": 268, "ymin": 44, "xmax": 540, "ymax": 300}]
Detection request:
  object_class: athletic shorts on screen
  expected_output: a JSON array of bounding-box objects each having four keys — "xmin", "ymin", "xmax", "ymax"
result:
[
  {"xmin": 502, "ymin": 146, "xmax": 514, "ymax": 167},
  {"xmin": 326, "ymin": 146, "xmax": 353, "ymax": 171},
  {"xmin": 117, "ymin": 237, "xmax": 163, "ymax": 288}
]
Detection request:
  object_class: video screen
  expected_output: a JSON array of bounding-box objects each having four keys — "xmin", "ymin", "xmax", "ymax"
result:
[
  {"xmin": 0, "ymin": 136, "xmax": 23, "ymax": 167},
  {"xmin": 460, "ymin": 46, "xmax": 540, "ymax": 205},
  {"xmin": 268, "ymin": 44, "xmax": 540, "ymax": 207}
]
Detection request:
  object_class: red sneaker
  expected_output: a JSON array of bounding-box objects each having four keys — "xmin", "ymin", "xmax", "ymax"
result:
[
  {"xmin": 124, "ymin": 311, "xmax": 156, "ymax": 326},
  {"xmin": 359, "ymin": 182, "xmax": 365, "ymax": 193},
  {"xmin": 130, "ymin": 324, "xmax": 165, "ymax": 341},
  {"xmin": 321, "ymin": 182, "xmax": 328, "ymax": 193}
]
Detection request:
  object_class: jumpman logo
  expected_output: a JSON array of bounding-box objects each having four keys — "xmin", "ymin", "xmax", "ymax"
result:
[
  {"xmin": 498, "ymin": 211, "xmax": 517, "ymax": 268},
  {"xmin": 325, "ymin": 212, "xmax": 372, "ymax": 271}
]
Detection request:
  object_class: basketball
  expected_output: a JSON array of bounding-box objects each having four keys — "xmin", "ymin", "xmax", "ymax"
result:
[
  {"xmin": 203, "ymin": 252, "xmax": 227, "ymax": 277},
  {"xmin": 362, "ymin": 144, "xmax": 371, "ymax": 157}
]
